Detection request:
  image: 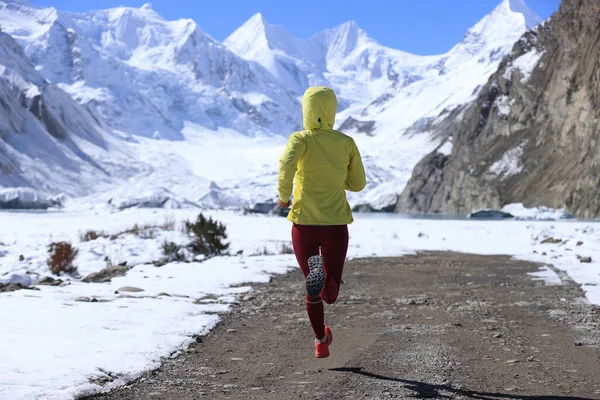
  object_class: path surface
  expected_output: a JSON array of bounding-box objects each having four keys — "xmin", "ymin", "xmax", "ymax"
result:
[{"xmin": 86, "ymin": 252, "xmax": 600, "ymax": 399}]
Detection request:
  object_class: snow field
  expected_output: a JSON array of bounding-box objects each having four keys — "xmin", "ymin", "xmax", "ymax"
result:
[{"xmin": 1, "ymin": 209, "xmax": 599, "ymax": 399}]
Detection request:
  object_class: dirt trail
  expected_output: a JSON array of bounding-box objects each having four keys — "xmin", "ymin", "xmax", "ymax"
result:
[{"xmin": 85, "ymin": 252, "xmax": 600, "ymax": 399}]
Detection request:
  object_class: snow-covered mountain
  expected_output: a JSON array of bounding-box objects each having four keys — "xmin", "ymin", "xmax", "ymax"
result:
[
  {"xmin": 349, "ymin": 0, "xmax": 543, "ymax": 137},
  {"xmin": 0, "ymin": 0, "xmax": 544, "ymax": 210},
  {"xmin": 0, "ymin": 29, "xmax": 140, "ymax": 198},
  {"xmin": 226, "ymin": 0, "xmax": 542, "ymax": 138},
  {"xmin": 225, "ymin": 13, "xmax": 435, "ymax": 106},
  {"xmin": 0, "ymin": 1, "xmax": 301, "ymax": 140}
]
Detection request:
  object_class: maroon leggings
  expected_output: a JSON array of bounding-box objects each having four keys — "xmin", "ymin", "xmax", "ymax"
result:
[{"xmin": 291, "ymin": 224, "xmax": 349, "ymax": 339}]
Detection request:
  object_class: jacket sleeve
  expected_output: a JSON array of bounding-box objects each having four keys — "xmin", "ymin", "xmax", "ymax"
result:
[
  {"xmin": 345, "ymin": 139, "xmax": 367, "ymax": 192},
  {"xmin": 277, "ymin": 133, "xmax": 306, "ymax": 203}
]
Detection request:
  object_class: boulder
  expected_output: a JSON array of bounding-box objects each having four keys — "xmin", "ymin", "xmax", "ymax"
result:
[
  {"xmin": 470, "ymin": 210, "xmax": 514, "ymax": 220},
  {"xmin": 34, "ymin": 276, "xmax": 64, "ymax": 286},
  {"xmin": 0, "ymin": 282, "xmax": 39, "ymax": 293},
  {"xmin": 82, "ymin": 263, "xmax": 130, "ymax": 283},
  {"xmin": 1, "ymin": 273, "xmax": 33, "ymax": 287}
]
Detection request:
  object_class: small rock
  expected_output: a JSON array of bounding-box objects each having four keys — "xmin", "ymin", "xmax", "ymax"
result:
[
  {"xmin": 19, "ymin": 255, "xmax": 24, "ymax": 261},
  {"xmin": 83, "ymin": 264, "xmax": 131, "ymax": 283},
  {"xmin": 116, "ymin": 286, "xmax": 144, "ymax": 293},
  {"xmin": 576, "ymin": 241, "xmax": 584, "ymax": 246},
  {"xmin": 549, "ymin": 310, "xmax": 567, "ymax": 316},
  {"xmin": 0, "ymin": 282, "xmax": 38, "ymax": 293},
  {"xmin": 577, "ymin": 256, "xmax": 592, "ymax": 263},
  {"xmin": 34, "ymin": 276, "xmax": 63, "ymax": 286},
  {"xmin": 541, "ymin": 237, "xmax": 562, "ymax": 244},
  {"xmin": 494, "ymin": 333, "xmax": 503, "ymax": 339},
  {"xmin": 574, "ymin": 342, "xmax": 584, "ymax": 347}
]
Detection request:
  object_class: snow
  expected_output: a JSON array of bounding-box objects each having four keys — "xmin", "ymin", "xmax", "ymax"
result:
[
  {"xmin": 437, "ymin": 138, "xmax": 453, "ymax": 156},
  {"xmin": 505, "ymin": 0, "xmax": 543, "ymax": 30},
  {"xmin": 1, "ymin": 209, "xmax": 600, "ymax": 399},
  {"xmin": 496, "ymin": 95, "xmax": 512, "ymax": 115},
  {"xmin": 510, "ymin": 49, "xmax": 544, "ymax": 82},
  {"xmin": 528, "ymin": 266, "xmax": 563, "ymax": 286},
  {"xmin": 489, "ymin": 144, "xmax": 524, "ymax": 177},
  {"xmin": 502, "ymin": 203, "xmax": 573, "ymax": 220}
]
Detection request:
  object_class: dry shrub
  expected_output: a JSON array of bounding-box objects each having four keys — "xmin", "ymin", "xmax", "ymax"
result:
[
  {"xmin": 80, "ymin": 230, "xmax": 107, "ymax": 242},
  {"xmin": 47, "ymin": 242, "xmax": 78, "ymax": 275},
  {"xmin": 160, "ymin": 215, "xmax": 176, "ymax": 231},
  {"xmin": 184, "ymin": 213, "xmax": 229, "ymax": 257},
  {"xmin": 279, "ymin": 243, "xmax": 294, "ymax": 255},
  {"xmin": 161, "ymin": 241, "xmax": 185, "ymax": 262}
]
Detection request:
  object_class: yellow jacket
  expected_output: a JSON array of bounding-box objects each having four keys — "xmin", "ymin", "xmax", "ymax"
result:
[{"xmin": 278, "ymin": 87, "xmax": 367, "ymax": 225}]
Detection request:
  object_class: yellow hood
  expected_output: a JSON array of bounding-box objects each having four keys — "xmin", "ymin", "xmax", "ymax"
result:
[{"xmin": 302, "ymin": 86, "xmax": 337, "ymax": 131}]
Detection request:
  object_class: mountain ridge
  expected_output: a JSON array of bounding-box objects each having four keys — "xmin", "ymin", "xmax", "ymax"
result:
[{"xmin": 0, "ymin": 0, "xmax": 547, "ymax": 211}]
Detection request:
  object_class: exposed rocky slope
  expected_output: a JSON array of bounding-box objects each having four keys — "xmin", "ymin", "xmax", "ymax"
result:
[
  {"xmin": 0, "ymin": 30, "xmax": 136, "ymax": 196},
  {"xmin": 397, "ymin": 0, "xmax": 600, "ymax": 217}
]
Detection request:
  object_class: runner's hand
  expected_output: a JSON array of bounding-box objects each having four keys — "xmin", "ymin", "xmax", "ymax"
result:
[{"xmin": 277, "ymin": 199, "xmax": 290, "ymax": 209}]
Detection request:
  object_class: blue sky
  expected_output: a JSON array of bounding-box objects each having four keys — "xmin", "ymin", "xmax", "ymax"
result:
[{"xmin": 30, "ymin": 0, "xmax": 561, "ymax": 55}]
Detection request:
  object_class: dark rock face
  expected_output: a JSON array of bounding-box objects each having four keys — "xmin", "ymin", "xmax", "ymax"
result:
[
  {"xmin": 470, "ymin": 210, "xmax": 514, "ymax": 220},
  {"xmin": 397, "ymin": 0, "xmax": 600, "ymax": 218}
]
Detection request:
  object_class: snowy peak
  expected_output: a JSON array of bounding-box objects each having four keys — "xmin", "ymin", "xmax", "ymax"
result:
[
  {"xmin": 504, "ymin": 0, "xmax": 543, "ymax": 29},
  {"xmin": 453, "ymin": 0, "xmax": 542, "ymax": 57},
  {"xmin": 224, "ymin": 12, "xmax": 303, "ymax": 60},
  {"xmin": 473, "ymin": 0, "xmax": 542, "ymax": 37},
  {"xmin": 319, "ymin": 20, "xmax": 371, "ymax": 58},
  {"xmin": 224, "ymin": 13, "xmax": 271, "ymax": 58}
]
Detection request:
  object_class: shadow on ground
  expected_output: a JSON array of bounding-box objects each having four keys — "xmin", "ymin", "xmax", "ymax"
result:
[{"xmin": 330, "ymin": 367, "xmax": 594, "ymax": 400}]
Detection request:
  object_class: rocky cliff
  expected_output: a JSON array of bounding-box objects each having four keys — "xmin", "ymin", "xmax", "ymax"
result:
[{"xmin": 396, "ymin": 0, "xmax": 600, "ymax": 217}]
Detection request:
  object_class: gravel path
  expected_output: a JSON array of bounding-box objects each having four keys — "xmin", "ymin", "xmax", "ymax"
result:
[{"xmin": 84, "ymin": 252, "xmax": 600, "ymax": 399}]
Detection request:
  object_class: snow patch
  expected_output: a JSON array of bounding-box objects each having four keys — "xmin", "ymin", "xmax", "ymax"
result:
[
  {"xmin": 489, "ymin": 144, "xmax": 524, "ymax": 177},
  {"xmin": 437, "ymin": 138, "xmax": 453, "ymax": 155},
  {"xmin": 495, "ymin": 95, "xmax": 513, "ymax": 115},
  {"xmin": 502, "ymin": 203, "xmax": 573, "ymax": 220},
  {"xmin": 528, "ymin": 266, "xmax": 563, "ymax": 286},
  {"xmin": 511, "ymin": 49, "xmax": 544, "ymax": 82}
]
